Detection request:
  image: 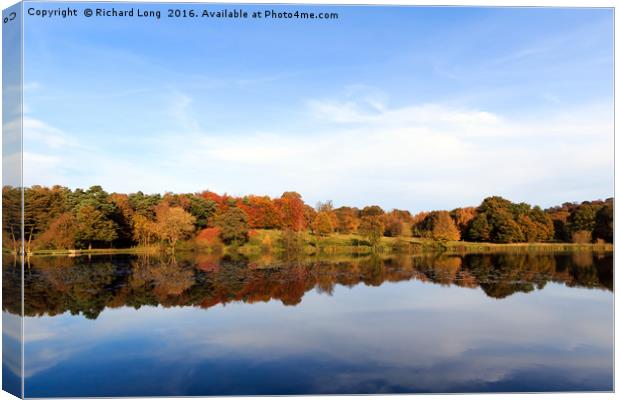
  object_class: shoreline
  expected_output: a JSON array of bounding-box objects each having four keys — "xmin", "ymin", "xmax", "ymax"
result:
[{"xmin": 6, "ymin": 239, "xmax": 613, "ymax": 257}]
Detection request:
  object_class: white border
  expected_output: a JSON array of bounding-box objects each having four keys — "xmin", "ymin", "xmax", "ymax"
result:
[{"xmin": 0, "ymin": 1, "xmax": 616, "ymax": 400}]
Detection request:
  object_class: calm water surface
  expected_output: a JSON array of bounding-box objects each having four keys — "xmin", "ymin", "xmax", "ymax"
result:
[{"xmin": 2, "ymin": 251, "xmax": 614, "ymax": 396}]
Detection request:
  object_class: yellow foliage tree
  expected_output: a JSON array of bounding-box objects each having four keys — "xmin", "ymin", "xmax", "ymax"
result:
[
  {"xmin": 430, "ymin": 211, "xmax": 461, "ymax": 241},
  {"xmin": 311, "ymin": 211, "xmax": 336, "ymax": 237},
  {"xmin": 155, "ymin": 205, "xmax": 196, "ymax": 251}
]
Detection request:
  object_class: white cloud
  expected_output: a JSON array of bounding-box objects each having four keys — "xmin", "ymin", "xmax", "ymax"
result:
[
  {"xmin": 20, "ymin": 91, "xmax": 613, "ymax": 211},
  {"xmin": 167, "ymin": 92, "xmax": 200, "ymax": 132},
  {"xmin": 148, "ymin": 94, "xmax": 611, "ymax": 210},
  {"xmin": 308, "ymin": 99, "xmax": 501, "ymax": 132},
  {"xmin": 23, "ymin": 118, "xmax": 79, "ymax": 149}
]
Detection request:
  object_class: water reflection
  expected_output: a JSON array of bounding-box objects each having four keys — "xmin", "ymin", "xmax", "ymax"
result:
[
  {"xmin": 3, "ymin": 251, "xmax": 613, "ymax": 320},
  {"xmin": 4, "ymin": 252, "xmax": 613, "ymax": 395}
]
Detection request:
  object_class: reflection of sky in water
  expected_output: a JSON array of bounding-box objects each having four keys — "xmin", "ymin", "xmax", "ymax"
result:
[
  {"xmin": 24, "ymin": 280, "xmax": 612, "ymax": 396},
  {"xmin": 3, "ymin": 312, "xmax": 22, "ymax": 397}
]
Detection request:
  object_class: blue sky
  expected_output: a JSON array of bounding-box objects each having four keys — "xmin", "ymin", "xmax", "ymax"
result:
[{"xmin": 20, "ymin": 4, "xmax": 613, "ymax": 212}]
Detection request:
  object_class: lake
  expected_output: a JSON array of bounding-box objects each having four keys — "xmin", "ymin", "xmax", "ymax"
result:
[{"xmin": 2, "ymin": 251, "xmax": 614, "ymax": 396}]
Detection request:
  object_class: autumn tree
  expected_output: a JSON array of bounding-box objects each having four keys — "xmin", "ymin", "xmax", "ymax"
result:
[
  {"xmin": 276, "ymin": 192, "xmax": 307, "ymax": 254},
  {"xmin": 360, "ymin": 205, "xmax": 385, "ymax": 218},
  {"xmin": 334, "ymin": 207, "xmax": 360, "ymax": 234},
  {"xmin": 304, "ymin": 205, "xmax": 318, "ymax": 229},
  {"xmin": 359, "ymin": 216, "xmax": 385, "ymax": 250},
  {"xmin": 491, "ymin": 210, "xmax": 524, "ymax": 243},
  {"xmin": 132, "ymin": 214, "xmax": 158, "ymax": 247},
  {"xmin": 521, "ymin": 206, "xmax": 554, "ymax": 242},
  {"xmin": 418, "ymin": 211, "xmax": 460, "ymax": 241},
  {"xmin": 215, "ymin": 207, "xmax": 249, "ymax": 245},
  {"xmin": 451, "ymin": 207, "xmax": 476, "ymax": 237},
  {"xmin": 411, "ymin": 211, "xmax": 430, "ymax": 237},
  {"xmin": 314, "ymin": 201, "xmax": 338, "ymax": 231},
  {"xmin": 432, "ymin": 212, "xmax": 460, "ymax": 241},
  {"xmin": 200, "ymin": 190, "xmax": 227, "ymax": 210},
  {"xmin": 384, "ymin": 209, "xmax": 413, "ymax": 237},
  {"xmin": 311, "ymin": 211, "xmax": 336, "ymax": 237},
  {"xmin": 517, "ymin": 215, "xmax": 539, "ymax": 243},
  {"xmin": 240, "ymin": 195, "xmax": 281, "ymax": 229},
  {"xmin": 547, "ymin": 204, "xmax": 573, "ymax": 242},
  {"xmin": 155, "ymin": 205, "xmax": 196, "ymax": 251},
  {"xmin": 36, "ymin": 212, "xmax": 76, "ymax": 250},
  {"xmin": 24, "ymin": 185, "xmax": 69, "ymax": 252},
  {"xmin": 162, "ymin": 192, "xmax": 192, "ymax": 210},
  {"xmin": 2, "ymin": 186, "xmax": 21, "ymax": 252},
  {"xmin": 276, "ymin": 192, "xmax": 307, "ymax": 231}
]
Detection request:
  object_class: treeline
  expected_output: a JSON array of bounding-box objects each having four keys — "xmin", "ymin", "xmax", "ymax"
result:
[
  {"xmin": 1, "ymin": 185, "xmax": 614, "ymax": 253},
  {"xmin": 3, "ymin": 252, "xmax": 613, "ymax": 319}
]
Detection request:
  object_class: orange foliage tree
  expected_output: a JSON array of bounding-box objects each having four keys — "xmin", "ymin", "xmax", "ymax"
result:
[
  {"xmin": 276, "ymin": 192, "xmax": 307, "ymax": 231},
  {"xmin": 311, "ymin": 211, "xmax": 336, "ymax": 237},
  {"xmin": 240, "ymin": 195, "xmax": 282, "ymax": 229}
]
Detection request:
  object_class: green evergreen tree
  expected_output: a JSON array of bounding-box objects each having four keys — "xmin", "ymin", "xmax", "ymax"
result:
[
  {"xmin": 215, "ymin": 207, "xmax": 249, "ymax": 245},
  {"xmin": 74, "ymin": 205, "xmax": 118, "ymax": 249}
]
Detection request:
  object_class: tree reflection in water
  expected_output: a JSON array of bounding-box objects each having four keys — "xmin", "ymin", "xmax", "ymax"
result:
[{"xmin": 3, "ymin": 251, "xmax": 613, "ymax": 320}]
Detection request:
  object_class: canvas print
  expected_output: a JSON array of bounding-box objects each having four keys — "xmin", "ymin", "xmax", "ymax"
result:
[{"xmin": 2, "ymin": 2, "xmax": 614, "ymax": 397}]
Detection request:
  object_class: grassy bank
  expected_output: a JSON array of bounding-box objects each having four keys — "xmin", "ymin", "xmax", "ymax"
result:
[
  {"xmin": 14, "ymin": 229, "xmax": 613, "ymax": 257},
  {"xmin": 21, "ymin": 246, "xmax": 160, "ymax": 257},
  {"xmin": 239, "ymin": 230, "xmax": 613, "ymax": 255},
  {"xmin": 436, "ymin": 241, "xmax": 613, "ymax": 254}
]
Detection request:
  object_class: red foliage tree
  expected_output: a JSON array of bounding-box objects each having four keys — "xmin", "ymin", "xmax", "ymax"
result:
[{"xmin": 275, "ymin": 192, "xmax": 307, "ymax": 231}]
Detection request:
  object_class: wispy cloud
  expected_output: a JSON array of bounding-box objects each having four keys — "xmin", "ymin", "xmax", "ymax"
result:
[
  {"xmin": 167, "ymin": 92, "xmax": 201, "ymax": 132},
  {"xmin": 307, "ymin": 98, "xmax": 501, "ymax": 133},
  {"xmin": 23, "ymin": 118, "xmax": 79, "ymax": 149},
  {"xmin": 21, "ymin": 87, "xmax": 612, "ymax": 211},
  {"xmin": 141, "ymin": 92, "xmax": 612, "ymax": 210}
]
